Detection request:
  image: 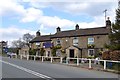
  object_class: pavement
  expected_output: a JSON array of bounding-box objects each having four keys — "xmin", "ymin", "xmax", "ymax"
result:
[{"xmin": 0, "ymin": 56, "xmax": 120, "ymax": 80}]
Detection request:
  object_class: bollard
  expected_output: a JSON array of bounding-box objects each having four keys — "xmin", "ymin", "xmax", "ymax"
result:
[
  {"xmin": 42, "ymin": 57, "xmax": 43, "ymax": 62},
  {"xmin": 89, "ymin": 59, "xmax": 92, "ymax": 69},
  {"xmin": 77, "ymin": 58, "xmax": 79, "ymax": 66},
  {"xmin": 15, "ymin": 55, "xmax": 17, "ymax": 58},
  {"xmin": 60, "ymin": 57, "xmax": 63, "ymax": 63},
  {"xmin": 34, "ymin": 56, "xmax": 36, "ymax": 61},
  {"xmin": 66, "ymin": 58, "xmax": 69, "ymax": 64},
  {"xmin": 51, "ymin": 57, "xmax": 53, "ymax": 63},
  {"xmin": 27, "ymin": 55, "xmax": 29, "ymax": 60},
  {"xmin": 104, "ymin": 60, "xmax": 106, "ymax": 70},
  {"xmin": 20, "ymin": 55, "xmax": 22, "ymax": 59}
]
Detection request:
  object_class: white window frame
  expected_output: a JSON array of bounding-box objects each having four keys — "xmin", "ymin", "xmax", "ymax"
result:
[
  {"xmin": 36, "ymin": 42, "xmax": 40, "ymax": 46},
  {"xmin": 88, "ymin": 49, "xmax": 95, "ymax": 57},
  {"xmin": 73, "ymin": 37, "xmax": 79, "ymax": 46},
  {"xmin": 88, "ymin": 38, "xmax": 94, "ymax": 44},
  {"xmin": 56, "ymin": 38, "xmax": 61, "ymax": 45}
]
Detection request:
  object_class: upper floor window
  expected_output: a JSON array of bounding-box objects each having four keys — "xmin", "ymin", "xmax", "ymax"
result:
[
  {"xmin": 88, "ymin": 38, "xmax": 94, "ymax": 44},
  {"xmin": 73, "ymin": 37, "xmax": 78, "ymax": 46},
  {"xmin": 36, "ymin": 42, "xmax": 41, "ymax": 47},
  {"xmin": 56, "ymin": 38, "xmax": 61, "ymax": 45}
]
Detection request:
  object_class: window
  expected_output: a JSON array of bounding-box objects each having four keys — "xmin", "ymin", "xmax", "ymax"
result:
[
  {"xmin": 88, "ymin": 49, "xmax": 94, "ymax": 57},
  {"xmin": 73, "ymin": 37, "xmax": 78, "ymax": 46},
  {"xmin": 56, "ymin": 50, "xmax": 61, "ymax": 57},
  {"xmin": 56, "ymin": 38, "xmax": 61, "ymax": 45},
  {"xmin": 88, "ymin": 38, "xmax": 94, "ymax": 44},
  {"xmin": 36, "ymin": 42, "xmax": 41, "ymax": 47}
]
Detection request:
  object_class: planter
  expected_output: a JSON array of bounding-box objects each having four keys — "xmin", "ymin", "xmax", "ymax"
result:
[{"xmin": 87, "ymin": 44, "xmax": 95, "ymax": 48}]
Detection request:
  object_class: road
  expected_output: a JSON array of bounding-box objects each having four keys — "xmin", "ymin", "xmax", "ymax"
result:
[{"xmin": 0, "ymin": 56, "xmax": 119, "ymax": 80}]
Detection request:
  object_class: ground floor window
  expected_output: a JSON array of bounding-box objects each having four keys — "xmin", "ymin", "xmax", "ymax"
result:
[
  {"xmin": 88, "ymin": 49, "xmax": 94, "ymax": 57},
  {"xmin": 56, "ymin": 50, "xmax": 61, "ymax": 57}
]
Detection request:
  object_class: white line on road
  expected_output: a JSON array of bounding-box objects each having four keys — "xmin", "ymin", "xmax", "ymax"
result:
[{"xmin": 0, "ymin": 60, "xmax": 55, "ymax": 80}]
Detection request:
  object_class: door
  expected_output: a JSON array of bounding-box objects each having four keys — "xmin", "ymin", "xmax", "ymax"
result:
[{"xmin": 69, "ymin": 49, "xmax": 74, "ymax": 58}]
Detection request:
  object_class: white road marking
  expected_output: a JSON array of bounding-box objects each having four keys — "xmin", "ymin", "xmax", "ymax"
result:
[{"xmin": 0, "ymin": 60, "xmax": 55, "ymax": 80}]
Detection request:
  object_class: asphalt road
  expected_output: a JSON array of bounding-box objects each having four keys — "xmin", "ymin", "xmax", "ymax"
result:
[{"xmin": 0, "ymin": 56, "xmax": 119, "ymax": 80}]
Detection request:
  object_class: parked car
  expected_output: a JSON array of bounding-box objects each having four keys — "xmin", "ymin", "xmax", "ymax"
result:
[{"xmin": 7, "ymin": 52, "xmax": 16, "ymax": 58}]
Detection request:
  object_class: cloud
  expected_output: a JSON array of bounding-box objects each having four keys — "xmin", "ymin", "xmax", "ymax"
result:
[
  {"xmin": 0, "ymin": 26, "xmax": 35, "ymax": 46},
  {"xmin": 27, "ymin": 1, "xmax": 117, "ymax": 28},
  {"xmin": 37, "ymin": 16, "xmax": 76, "ymax": 28},
  {"xmin": 0, "ymin": 26, "xmax": 51, "ymax": 46},
  {"xmin": 0, "ymin": 0, "xmax": 25, "ymax": 16},
  {"xmin": 29, "ymin": 1, "xmax": 117, "ymax": 16},
  {"xmin": 20, "ymin": 8, "xmax": 43, "ymax": 22}
]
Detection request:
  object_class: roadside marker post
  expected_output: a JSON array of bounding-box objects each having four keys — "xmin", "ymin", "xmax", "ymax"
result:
[
  {"xmin": 27, "ymin": 55, "xmax": 29, "ymax": 60},
  {"xmin": 89, "ymin": 59, "xmax": 92, "ymax": 69},
  {"xmin": 42, "ymin": 57, "xmax": 43, "ymax": 62},
  {"xmin": 34, "ymin": 56, "xmax": 36, "ymax": 61},
  {"xmin": 60, "ymin": 57, "xmax": 63, "ymax": 63},
  {"xmin": 20, "ymin": 55, "xmax": 22, "ymax": 60},
  {"xmin": 77, "ymin": 58, "xmax": 79, "ymax": 66},
  {"xmin": 104, "ymin": 60, "xmax": 107, "ymax": 70},
  {"xmin": 51, "ymin": 57, "xmax": 53, "ymax": 63}
]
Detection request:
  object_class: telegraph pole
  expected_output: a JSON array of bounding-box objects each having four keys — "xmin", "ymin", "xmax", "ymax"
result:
[
  {"xmin": 103, "ymin": 9, "xmax": 107, "ymax": 22},
  {"xmin": 118, "ymin": 0, "xmax": 120, "ymax": 8}
]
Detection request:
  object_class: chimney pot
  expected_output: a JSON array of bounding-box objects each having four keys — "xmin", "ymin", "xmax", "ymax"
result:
[
  {"xmin": 36, "ymin": 30, "xmax": 41, "ymax": 37},
  {"xmin": 56, "ymin": 27, "xmax": 61, "ymax": 32},
  {"xmin": 75, "ymin": 24, "xmax": 79, "ymax": 30}
]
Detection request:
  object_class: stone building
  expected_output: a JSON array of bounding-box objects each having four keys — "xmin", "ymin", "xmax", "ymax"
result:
[
  {"xmin": 19, "ymin": 45, "xmax": 29, "ymax": 57},
  {"xmin": 30, "ymin": 18, "xmax": 111, "ymax": 58},
  {"xmin": 0, "ymin": 41, "xmax": 8, "ymax": 54}
]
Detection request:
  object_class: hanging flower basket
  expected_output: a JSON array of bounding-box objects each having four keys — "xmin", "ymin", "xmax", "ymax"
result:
[{"xmin": 87, "ymin": 44, "xmax": 95, "ymax": 48}]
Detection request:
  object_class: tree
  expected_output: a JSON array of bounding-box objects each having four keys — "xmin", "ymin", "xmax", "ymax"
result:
[
  {"xmin": 23, "ymin": 33, "xmax": 35, "ymax": 48},
  {"xmin": 12, "ymin": 39, "xmax": 25, "ymax": 55},
  {"xmin": 108, "ymin": 8, "xmax": 120, "ymax": 50},
  {"xmin": 12, "ymin": 39, "xmax": 25, "ymax": 48}
]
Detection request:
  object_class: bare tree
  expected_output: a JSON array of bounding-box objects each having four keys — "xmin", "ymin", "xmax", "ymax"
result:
[
  {"xmin": 23, "ymin": 33, "xmax": 35, "ymax": 48},
  {"xmin": 12, "ymin": 39, "xmax": 25, "ymax": 48},
  {"xmin": 23, "ymin": 33, "xmax": 34, "ymax": 43}
]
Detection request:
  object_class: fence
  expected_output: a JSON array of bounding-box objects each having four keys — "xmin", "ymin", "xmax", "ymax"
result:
[{"xmin": 14, "ymin": 55, "xmax": 120, "ymax": 72}]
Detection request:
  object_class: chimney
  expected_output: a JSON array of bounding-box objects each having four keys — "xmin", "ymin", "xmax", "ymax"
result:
[
  {"xmin": 56, "ymin": 27, "xmax": 61, "ymax": 33},
  {"xmin": 106, "ymin": 17, "xmax": 112, "ymax": 34},
  {"xmin": 36, "ymin": 30, "xmax": 41, "ymax": 37},
  {"xmin": 75, "ymin": 24, "xmax": 79, "ymax": 30},
  {"xmin": 106, "ymin": 17, "xmax": 111, "ymax": 27}
]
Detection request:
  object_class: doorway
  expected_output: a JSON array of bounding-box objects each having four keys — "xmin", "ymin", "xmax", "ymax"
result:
[{"xmin": 69, "ymin": 49, "xmax": 74, "ymax": 58}]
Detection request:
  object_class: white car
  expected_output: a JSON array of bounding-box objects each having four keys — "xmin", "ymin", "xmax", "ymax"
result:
[{"xmin": 7, "ymin": 52, "xmax": 17, "ymax": 58}]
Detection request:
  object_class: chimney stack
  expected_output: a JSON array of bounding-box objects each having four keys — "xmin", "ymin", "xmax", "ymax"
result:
[
  {"xmin": 106, "ymin": 17, "xmax": 111, "ymax": 27},
  {"xmin": 75, "ymin": 24, "xmax": 79, "ymax": 30},
  {"xmin": 56, "ymin": 27, "xmax": 61, "ymax": 33},
  {"xmin": 36, "ymin": 30, "xmax": 41, "ymax": 37}
]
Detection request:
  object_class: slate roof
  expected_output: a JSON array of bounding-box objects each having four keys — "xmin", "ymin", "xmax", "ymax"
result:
[
  {"xmin": 30, "ymin": 35, "xmax": 53, "ymax": 43},
  {"xmin": 30, "ymin": 27, "xmax": 109, "ymax": 43},
  {"xmin": 51, "ymin": 27, "xmax": 109, "ymax": 38}
]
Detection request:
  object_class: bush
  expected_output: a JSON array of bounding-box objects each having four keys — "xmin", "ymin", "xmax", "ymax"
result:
[
  {"xmin": 40, "ymin": 48, "xmax": 45, "ymax": 56},
  {"xmin": 102, "ymin": 51, "xmax": 111, "ymax": 60},
  {"xmin": 110, "ymin": 51, "xmax": 120, "ymax": 61},
  {"xmin": 29, "ymin": 49, "xmax": 36, "ymax": 55},
  {"xmin": 102, "ymin": 50, "xmax": 120, "ymax": 61}
]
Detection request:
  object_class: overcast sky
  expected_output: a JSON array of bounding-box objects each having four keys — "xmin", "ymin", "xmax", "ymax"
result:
[{"xmin": 0, "ymin": 0, "xmax": 118, "ymax": 46}]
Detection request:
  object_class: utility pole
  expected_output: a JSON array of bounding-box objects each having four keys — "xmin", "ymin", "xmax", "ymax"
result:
[
  {"xmin": 118, "ymin": 0, "xmax": 120, "ymax": 8},
  {"xmin": 103, "ymin": 9, "xmax": 107, "ymax": 23}
]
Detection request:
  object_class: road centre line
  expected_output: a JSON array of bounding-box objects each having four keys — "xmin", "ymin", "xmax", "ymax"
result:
[{"xmin": 0, "ymin": 60, "xmax": 55, "ymax": 80}]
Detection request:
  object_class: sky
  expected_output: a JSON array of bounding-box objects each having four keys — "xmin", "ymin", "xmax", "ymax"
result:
[{"xmin": 0, "ymin": 0, "xmax": 118, "ymax": 46}]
